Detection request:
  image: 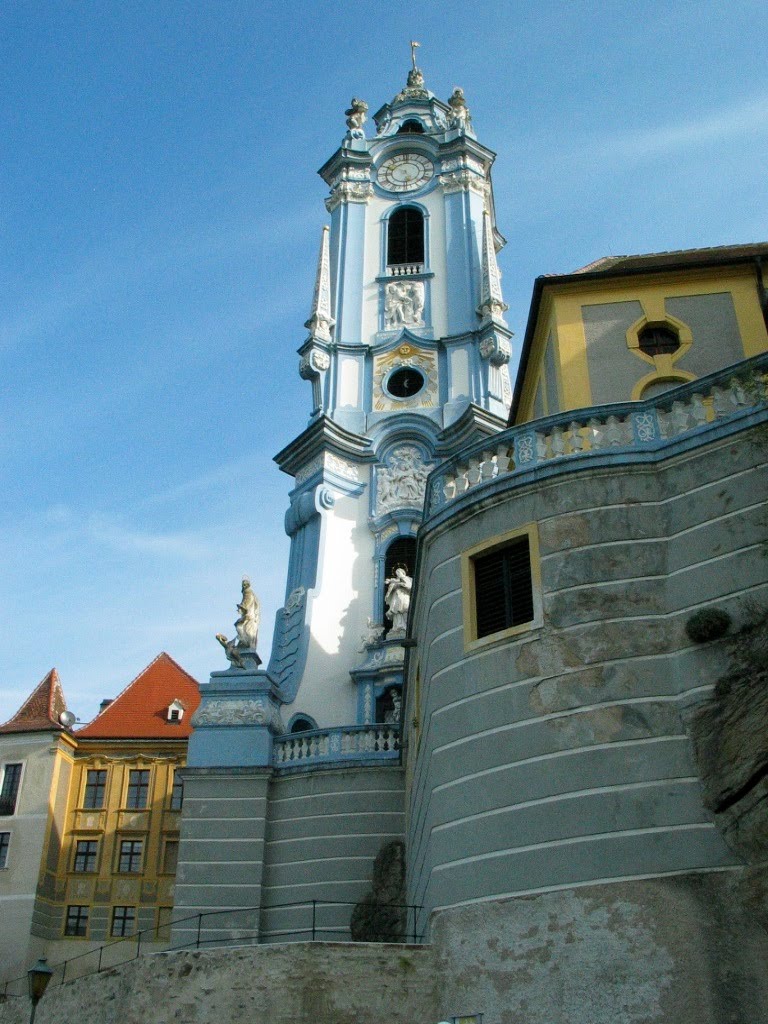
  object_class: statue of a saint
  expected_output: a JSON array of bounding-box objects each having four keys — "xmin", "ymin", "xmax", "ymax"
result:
[
  {"xmin": 216, "ymin": 576, "xmax": 261, "ymax": 668},
  {"xmin": 383, "ymin": 687, "xmax": 402, "ymax": 725},
  {"xmin": 235, "ymin": 577, "xmax": 260, "ymax": 649},
  {"xmin": 384, "ymin": 567, "xmax": 412, "ymax": 635}
]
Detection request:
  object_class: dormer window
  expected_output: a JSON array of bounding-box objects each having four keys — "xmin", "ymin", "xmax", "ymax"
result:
[
  {"xmin": 397, "ymin": 119, "xmax": 425, "ymax": 134},
  {"xmin": 167, "ymin": 699, "xmax": 185, "ymax": 723}
]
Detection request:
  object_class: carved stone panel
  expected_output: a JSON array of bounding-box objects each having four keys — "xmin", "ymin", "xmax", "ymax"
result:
[{"xmin": 375, "ymin": 446, "xmax": 433, "ymax": 516}]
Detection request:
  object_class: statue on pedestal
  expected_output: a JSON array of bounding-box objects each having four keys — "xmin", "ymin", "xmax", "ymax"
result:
[
  {"xmin": 384, "ymin": 567, "xmax": 412, "ymax": 635},
  {"xmin": 216, "ymin": 576, "xmax": 261, "ymax": 668}
]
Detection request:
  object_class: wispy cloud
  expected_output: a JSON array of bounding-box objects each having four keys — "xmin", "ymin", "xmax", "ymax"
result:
[
  {"xmin": 600, "ymin": 94, "xmax": 768, "ymax": 163},
  {"xmin": 86, "ymin": 514, "xmax": 212, "ymax": 560}
]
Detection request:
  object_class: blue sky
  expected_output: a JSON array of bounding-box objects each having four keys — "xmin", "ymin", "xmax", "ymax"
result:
[{"xmin": 1, "ymin": 0, "xmax": 766, "ymax": 723}]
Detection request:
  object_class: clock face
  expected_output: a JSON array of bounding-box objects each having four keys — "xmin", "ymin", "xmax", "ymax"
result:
[{"xmin": 378, "ymin": 153, "xmax": 434, "ymax": 193}]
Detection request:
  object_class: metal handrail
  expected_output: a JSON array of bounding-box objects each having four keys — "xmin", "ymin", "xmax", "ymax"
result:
[{"xmin": 0, "ymin": 898, "xmax": 425, "ymax": 997}]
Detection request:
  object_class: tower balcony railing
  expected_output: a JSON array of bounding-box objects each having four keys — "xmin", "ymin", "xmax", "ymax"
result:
[
  {"xmin": 387, "ymin": 262, "xmax": 424, "ymax": 276},
  {"xmin": 426, "ymin": 354, "xmax": 768, "ymax": 520},
  {"xmin": 272, "ymin": 723, "xmax": 400, "ymax": 769}
]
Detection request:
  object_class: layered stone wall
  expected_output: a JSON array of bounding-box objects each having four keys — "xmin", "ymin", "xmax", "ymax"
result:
[{"xmin": 0, "ymin": 942, "xmax": 435, "ymax": 1024}]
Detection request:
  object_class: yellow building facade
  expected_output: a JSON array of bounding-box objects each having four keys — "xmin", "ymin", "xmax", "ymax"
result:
[
  {"xmin": 514, "ymin": 245, "xmax": 768, "ymax": 423},
  {"xmin": 0, "ymin": 653, "xmax": 199, "ymax": 987}
]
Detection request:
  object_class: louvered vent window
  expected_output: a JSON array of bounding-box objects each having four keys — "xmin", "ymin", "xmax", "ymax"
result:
[{"xmin": 474, "ymin": 537, "xmax": 534, "ymax": 638}]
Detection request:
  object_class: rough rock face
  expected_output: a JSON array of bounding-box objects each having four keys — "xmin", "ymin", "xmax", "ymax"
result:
[
  {"xmin": 689, "ymin": 611, "xmax": 768, "ymax": 863},
  {"xmin": 350, "ymin": 839, "xmax": 406, "ymax": 942}
]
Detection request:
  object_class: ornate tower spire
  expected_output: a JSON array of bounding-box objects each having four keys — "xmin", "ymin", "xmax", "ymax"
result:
[
  {"xmin": 305, "ymin": 225, "xmax": 334, "ymax": 341},
  {"xmin": 478, "ymin": 210, "xmax": 509, "ymax": 323}
]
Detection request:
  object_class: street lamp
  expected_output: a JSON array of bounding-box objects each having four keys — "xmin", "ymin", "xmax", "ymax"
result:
[{"xmin": 27, "ymin": 959, "xmax": 53, "ymax": 1024}]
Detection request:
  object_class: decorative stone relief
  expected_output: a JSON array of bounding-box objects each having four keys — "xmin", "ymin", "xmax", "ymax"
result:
[
  {"xmin": 326, "ymin": 453, "xmax": 360, "ymax": 481},
  {"xmin": 440, "ymin": 169, "xmax": 489, "ymax": 197},
  {"xmin": 359, "ymin": 618, "xmax": 386, "ymax": 651},
  {"xmin": 325, "ymin": 180, "xmax": 374, "ymax": 212},
  {"xmin": 294, "ymin": 455, "xmax": 325, "ymax": 485},
  {"xmin": 480, "ymin": 335, "xmax": 511, "ymax": 366},
  {"xmin": 384, "ymin": 280, "xmax": 425, "ymax": 330},
  {"xmin": 299, "ymin": 348, "xmax": 330, "ymax": 377},
  {"xmin": 191, "ymin": 698, "xmax": 283, "ymax": 732},
  {"xmin": 375, "ymin": 445, "xmax": 432, "ymax": 515},
  {"xmin": 373, "ymin": 343, "xmax": 438, "ymax": 412},
  {"xmin": 284, "ymin": 586, "xmax": 306, "ymax": 614}
]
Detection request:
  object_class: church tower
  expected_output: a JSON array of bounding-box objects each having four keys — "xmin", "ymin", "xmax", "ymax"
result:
[
  {"xmin": 176, "ymin": 58, "xmax": 513, "ymax": 944},
  {"xmin": 267, "ymin": 54, "xmax": 513, "ymax": 730}
]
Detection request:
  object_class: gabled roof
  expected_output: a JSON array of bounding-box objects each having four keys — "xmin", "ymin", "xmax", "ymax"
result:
[
  {"xmin": 76, "ymin": 652, "xmax": 200, "ymax": 740},
  {"xmin": 0, "ymin": 669, "xmax": 68, "ymax": 734}
]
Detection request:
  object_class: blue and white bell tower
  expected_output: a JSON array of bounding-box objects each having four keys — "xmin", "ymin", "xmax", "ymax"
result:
[{"xmin": 268, "ymin": 58, "xmax": 514, "ymax": 732}]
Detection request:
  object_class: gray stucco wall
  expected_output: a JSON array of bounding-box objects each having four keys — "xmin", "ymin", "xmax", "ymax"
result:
[
  {"xmin": 406, "ymin": 424, "xmax": 767, "ymax": 932},
  {"xmin": 172, "ymin": 764, "xmax": 404, "ymax": 948},
  {"xmin": 582, "ymin": 299, "xmax": 645, "ymax": 403},
  {"xmin": 582, "ymin": 293, "xmax": 747, "ymax": 404},
  {"xmin": 260, "ymin": 765, "xmax": 405, "ymax": 942},
  {"xmin": 667, "ymin": 292, "xmax": 744, "ymax": 377}
]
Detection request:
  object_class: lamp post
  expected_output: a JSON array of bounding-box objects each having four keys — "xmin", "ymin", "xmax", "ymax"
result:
[{"xmin": 27, "ymin": 959, "xmax": 53, "ymax": 1024}]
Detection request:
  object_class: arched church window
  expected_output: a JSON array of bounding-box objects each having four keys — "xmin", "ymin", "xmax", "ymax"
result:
[
  {"xmin": 387, "ymin": 207, "xmax": 424, "ymax": 269},
  {"xmin": 638, "ymin": 324, "xmax": 680, "ymax": 357},
  {"xmin": 397, "ymin": 119, "xmax": 425, "ymax": 134},
  {"xmin": 383, "ymin": 536, "xmax": 417, "ymax": 633}
]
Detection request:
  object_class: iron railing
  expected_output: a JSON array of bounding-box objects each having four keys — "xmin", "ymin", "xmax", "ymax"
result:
[{"xmin": 0, "ymin": 898, "xmax": 424, "ymax": 999}]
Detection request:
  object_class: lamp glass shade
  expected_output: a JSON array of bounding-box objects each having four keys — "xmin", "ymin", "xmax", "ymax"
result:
[{"xmin": 27, "ymin": 959, "xmax": 53, "ymax": 1003}]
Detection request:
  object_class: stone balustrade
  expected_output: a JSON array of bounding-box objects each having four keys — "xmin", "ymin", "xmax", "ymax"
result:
[
  {"xmin": 273, "ymin": 724, "xmax": 400, "ymax": 768},
  {"xmin": 428, "ymin": 355, "xmax": 767, "ymax": 517},
  {"xmin": 388, "ymin": 262, "xmax": 424, "ymax": 276}
]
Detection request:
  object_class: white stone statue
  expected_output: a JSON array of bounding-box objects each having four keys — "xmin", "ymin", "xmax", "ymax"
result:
[
  {"xmin": 345, "ymin": 98, "xmax": 368, "ymax": 138},
  {"xmin": 216, "ymin": 576, "xmax": 261, "ymax": 666},
  {"xmin": 383, "ymin": 687, "xmax": 402, "ymax": 725},
  {"xmin": 384, "ymin": 281, "xmax": 425, "ymax": 329},
  {"xmin": 385, "ymin": 567, "xmax": 412, "ymax": 635},
  {"xmin": 235, "ymin": 576, "xmax": 260, "ymax": 648},
  {"xmin": 447, "ymin": 87, "xmax": 472, "ymax": 130}
]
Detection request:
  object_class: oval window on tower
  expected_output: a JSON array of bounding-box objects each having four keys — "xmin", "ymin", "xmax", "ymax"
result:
[{"xmin": 385, "ymin": 366, "xmax": 426, "ymax": 399}]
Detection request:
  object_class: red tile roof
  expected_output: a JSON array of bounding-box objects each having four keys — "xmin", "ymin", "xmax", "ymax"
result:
[
  {"xmin": 76, "ymin": 652, "xmax": 201, "ymax": 739},
  {"xmin": 0, "ymin": 669, "xmax": 68, "ymax": 734}
]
